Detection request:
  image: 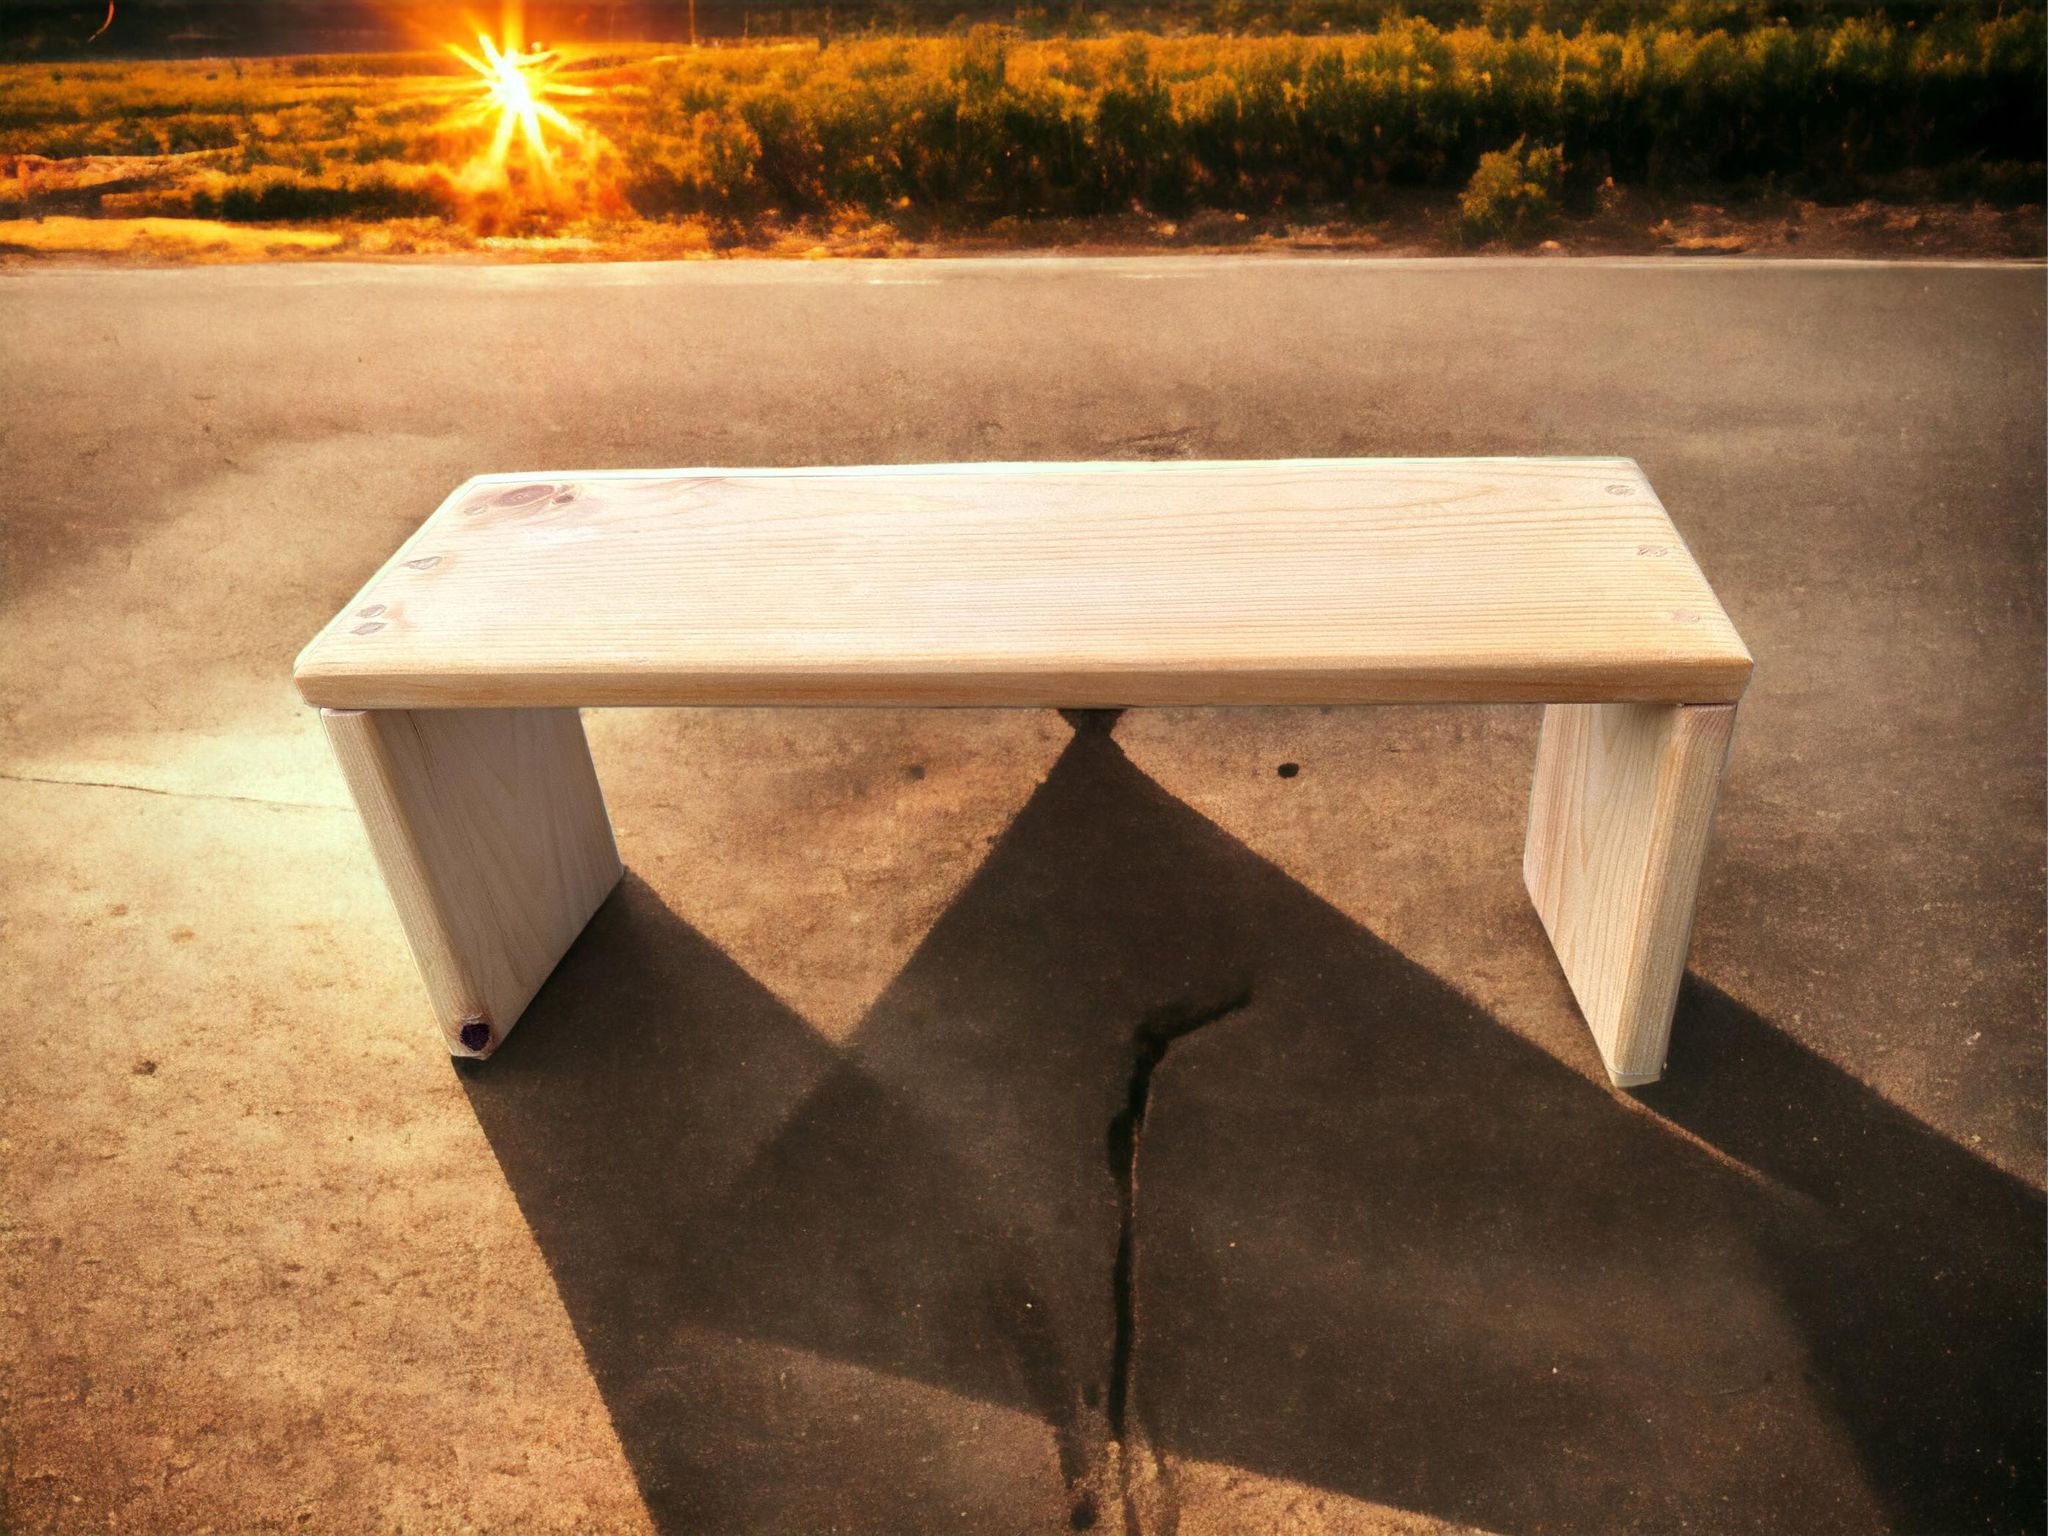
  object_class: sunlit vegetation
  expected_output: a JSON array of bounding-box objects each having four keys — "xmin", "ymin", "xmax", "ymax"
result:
[
  {"xmin": 1, "ymin": 9, "xmax": 2040, "ymax": 247},
  {"xmin": 1458, "ymin": 136, "xmax": 1562, "ymax": 242}
]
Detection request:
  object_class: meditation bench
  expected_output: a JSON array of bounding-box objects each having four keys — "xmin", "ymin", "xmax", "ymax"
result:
[{"xmin": 295, "ymin": 458, "xmax": 1751, "ymax": 1086}]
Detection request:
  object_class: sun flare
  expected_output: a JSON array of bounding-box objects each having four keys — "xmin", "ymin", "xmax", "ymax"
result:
[{"xmin": 446, "ymin": 15, "xmax": 593, "ymax": 181}]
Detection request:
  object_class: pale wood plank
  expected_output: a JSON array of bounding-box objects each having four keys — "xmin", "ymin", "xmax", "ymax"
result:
[
  {"xmin": 294, "ymin": 458, "xmax": 1752, "ymax": 710},
  {"xmin": 322, "ymin": 707, "xmax": 622, "ymax": 1057},
  {"xmin": 1523, "ymin": 701, "xmax": 1737, "ymax": 1086}
]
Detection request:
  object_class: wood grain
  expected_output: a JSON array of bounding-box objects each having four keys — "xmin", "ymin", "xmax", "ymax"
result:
[
  {"xmin": 1523, "ymin": 701, "xmax": 1737, "ymax": 1086},
  {"xmin": 294, "ymin": 459, "xmax": 1752, "ymax": 710},
  {"xmin": 321, "ymin": 707, "xmax": 622, "ymax": 1057}
]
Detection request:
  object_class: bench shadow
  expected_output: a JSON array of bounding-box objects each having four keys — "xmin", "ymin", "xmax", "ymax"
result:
[
  {"xmin": 1635, "ymin": 982, "xmax": 2048, "ymax": 1536},
  {"xmin": 457, "ymin": 721, "xmax": 2044, "ymax": 1535}
]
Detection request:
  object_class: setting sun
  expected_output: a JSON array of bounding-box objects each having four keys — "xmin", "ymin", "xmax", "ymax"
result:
[{"xmin": 446, "ymin": 20, "xmax": 593, "ymax": 179}]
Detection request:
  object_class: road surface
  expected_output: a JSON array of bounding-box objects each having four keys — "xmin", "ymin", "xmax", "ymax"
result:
[{"xmin": 2, "ymin": 256, "xmax": 2041, "ymax": 1533}]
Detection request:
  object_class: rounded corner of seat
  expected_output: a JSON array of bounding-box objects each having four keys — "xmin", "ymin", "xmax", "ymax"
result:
[
  {"xmin": 1721, "ymin": 637, "xmax": 1757, "ymax": 700},
  {"xmin": 292, "ymin": 645, "xmax": 347, "ymax": 710}
]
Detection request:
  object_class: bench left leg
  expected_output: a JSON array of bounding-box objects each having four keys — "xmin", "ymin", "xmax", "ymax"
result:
[
  {"xmin": 1524, "ymin": 701, "xmax": 1737, "ymax": 1087},
  {"xmin": 322, "ymin": 707, "xmax": 623, "ymax": 1059}
]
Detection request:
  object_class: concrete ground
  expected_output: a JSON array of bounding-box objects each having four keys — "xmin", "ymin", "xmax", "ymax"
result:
[{"xmin": 1, "ymin": 256, "xmax": 2041, "ymax": 1534}]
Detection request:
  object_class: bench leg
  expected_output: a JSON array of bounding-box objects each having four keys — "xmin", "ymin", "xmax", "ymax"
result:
[
  {"xmin": 322, "ymin": 707, "xmax": 623, "ymax": 1059},
  {"xmin": 1524, "ymin": 701, "xmax": 1737, "ymax": 1087}
]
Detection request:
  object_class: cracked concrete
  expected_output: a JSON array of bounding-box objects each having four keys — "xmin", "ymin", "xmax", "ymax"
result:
[
  {"xmin": 0, "ymin": 772, "xmax": 350, "ymax": 812},
  {"xmin": 1, "ymin": 258, "xmax": 2042, "ymax": 1533},
  {"xmin": 1114, "ymin": 987, "xmax": 1253, "ymax": 1531},
  {"xmin": 1108, "ymin": 981, "xmax": 1256, "ymax": 1534}
]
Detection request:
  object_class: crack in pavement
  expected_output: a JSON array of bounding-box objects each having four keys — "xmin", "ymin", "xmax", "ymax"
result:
[
  {"xmin": 0, "ymin": 771, "xmax": 348, "ymax": 813},
  {"xmin": 1101, "ymin": 985, "xmax": 1255, "ymax": 1535}
]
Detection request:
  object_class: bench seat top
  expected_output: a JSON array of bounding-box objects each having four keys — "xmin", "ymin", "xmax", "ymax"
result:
[{"xmin": 294, "ymin": 457, "xmax": 1752, "ymax": 710}]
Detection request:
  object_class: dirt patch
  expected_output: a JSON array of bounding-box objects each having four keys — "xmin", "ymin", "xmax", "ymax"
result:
[{"xmin": 1, "ymin": 174, "xmax": 2040, "ymax": 264}]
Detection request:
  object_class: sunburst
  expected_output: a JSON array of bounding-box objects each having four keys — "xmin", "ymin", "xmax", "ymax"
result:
[{"xmin": 446, "ymin": 15, "xmax": 594, "ymax": 180}]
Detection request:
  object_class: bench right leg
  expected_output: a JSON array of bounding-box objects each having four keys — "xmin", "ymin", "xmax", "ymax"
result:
[
  {"xmin": 322, "ymin": 706, "xmax": 623, "ymax": 1059},
  {"xmin": 1524, "ymin": 701, "xmax": 1737, "ymax": 1087}
]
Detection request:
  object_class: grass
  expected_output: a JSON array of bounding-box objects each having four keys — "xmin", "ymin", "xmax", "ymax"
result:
[
  {"xmin": 1, "ymin": 10, "xmax": 2041, "ymax": 255},
  {"xmin": 0, "ymin": 213, "xmax": 346, "ymax": 253}
]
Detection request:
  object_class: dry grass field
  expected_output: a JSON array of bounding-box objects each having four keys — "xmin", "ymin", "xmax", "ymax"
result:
[{"xmin": 2, "ymin": 10, "xmax": 2042, "ymax": 259}]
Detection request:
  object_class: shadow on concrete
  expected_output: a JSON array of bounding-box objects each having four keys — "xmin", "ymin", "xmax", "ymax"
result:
[
  {"xmin": 458, "ymin": 721, "xmax": 2044, "ymax": 1535},
  {"xmin": 1638, "ymin": 981, "xmax": 2048, "ymax": 1536}
]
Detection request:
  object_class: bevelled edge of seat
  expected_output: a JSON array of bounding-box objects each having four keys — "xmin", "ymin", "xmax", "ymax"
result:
[
  {"xmin": 291, "ymin": 653, "xmax": 1755, "ymax": 712},
  {"xmin": 447, "ymin": 453, "xmax": 1650, "ymax": 486}
]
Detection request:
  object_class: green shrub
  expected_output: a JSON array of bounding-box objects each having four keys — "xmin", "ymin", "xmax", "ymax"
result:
[{"xmin": 1459, "ymin": 135, "xmax": 1562, "ymax": 243}]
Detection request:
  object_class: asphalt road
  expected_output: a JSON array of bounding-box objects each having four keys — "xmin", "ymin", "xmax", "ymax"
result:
[{"xmin": 2, "ymin": 257, "xmax": 2042, "ymax": 1533}]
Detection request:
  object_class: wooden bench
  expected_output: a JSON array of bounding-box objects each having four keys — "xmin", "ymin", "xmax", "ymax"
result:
[{"xmin": 296, "ymin": 458, "xmax": 1751, "ymax": 1086}]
